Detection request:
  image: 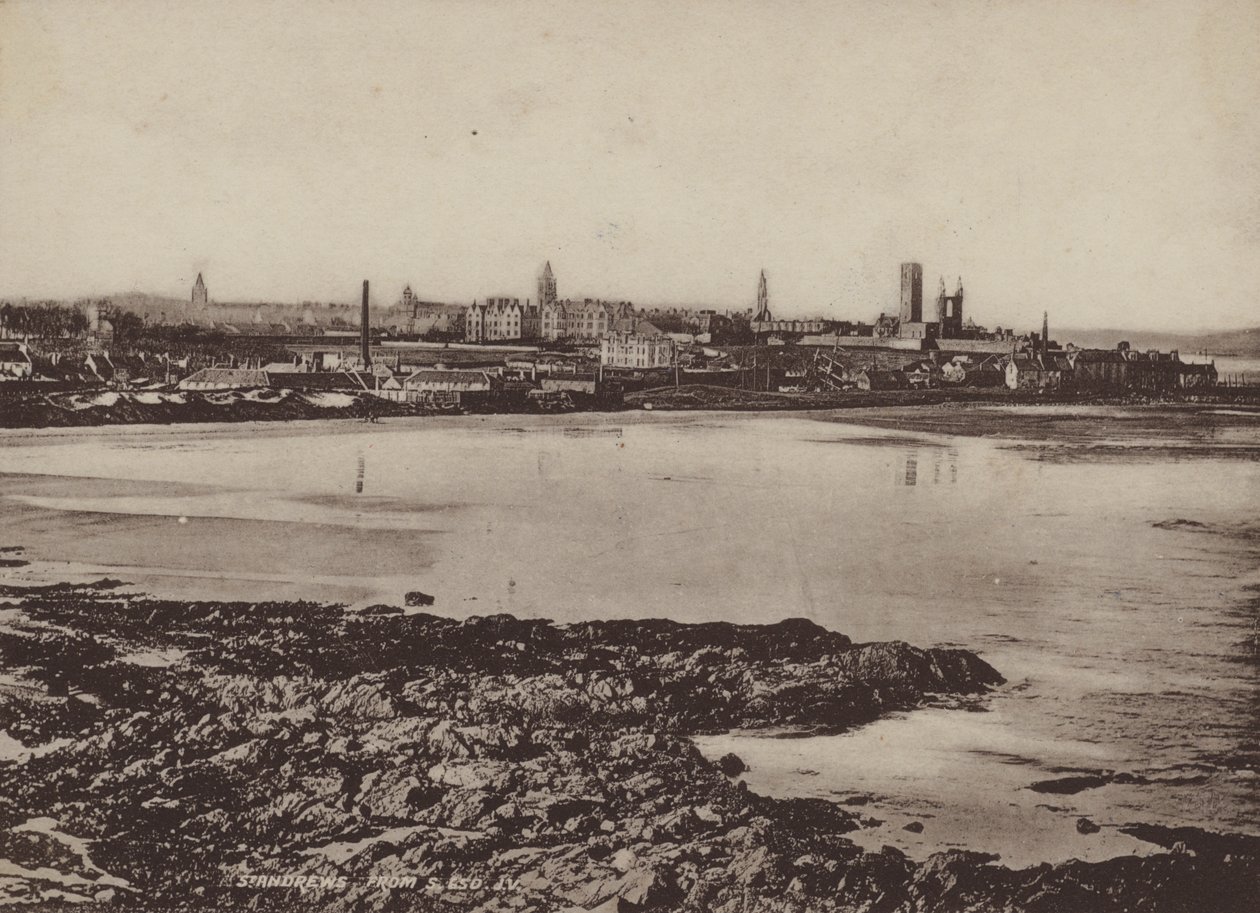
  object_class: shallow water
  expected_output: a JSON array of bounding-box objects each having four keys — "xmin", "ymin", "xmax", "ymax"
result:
[{"xmin": 0, "ymin": 408, "xmax": 1256, "ymax": 866}]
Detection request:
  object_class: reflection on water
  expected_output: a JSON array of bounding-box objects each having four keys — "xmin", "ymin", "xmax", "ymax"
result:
[
  {"xmin": 898, "ymin": 449, "xmax": 960, "ymax": 487},
  {"xmin": 0, "ymin": 411, "xmax": 1257, "ymax": 865}
]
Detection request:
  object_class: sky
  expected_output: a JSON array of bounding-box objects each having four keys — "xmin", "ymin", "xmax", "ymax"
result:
[{"xmin": 1, "ymin": 0, "xmax": 1257, "ymax": 332}]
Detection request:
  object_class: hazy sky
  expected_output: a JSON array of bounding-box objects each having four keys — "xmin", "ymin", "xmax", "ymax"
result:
[{"xmin": 2, "ymin": 0, "xmax": 1257, "ymax": 331}]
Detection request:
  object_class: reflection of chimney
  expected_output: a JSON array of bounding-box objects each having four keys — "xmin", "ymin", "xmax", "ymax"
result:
[{"xmin": 361, "ymin": 280, "xmax": 371, "ymax": 368}]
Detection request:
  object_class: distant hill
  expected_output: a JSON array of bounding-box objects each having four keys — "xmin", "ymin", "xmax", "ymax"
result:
[
  {"xmin": 1056, "ymin": 326, "xmax": 1260, "ymax": 356},
  {"xmin": 106, "ymin": 292, "xmax": 187, "ymax": 313}
]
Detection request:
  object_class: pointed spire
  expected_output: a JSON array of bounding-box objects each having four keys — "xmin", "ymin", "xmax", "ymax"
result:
[
  {"xmin": 543, "ymin": 261, "xmax": 553, "ymax": 277},
  {"xmin": 955, "ymin": 276, "xmax": 964, "ymax": 296},
  {"xmin": 754, "ymin": 269, "xmax": 771, "ymax": 322}
]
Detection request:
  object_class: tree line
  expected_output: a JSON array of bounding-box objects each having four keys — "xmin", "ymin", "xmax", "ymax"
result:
[{"xmin": 0, "ymin": 302, "xmax": 91, "ymax": 339}]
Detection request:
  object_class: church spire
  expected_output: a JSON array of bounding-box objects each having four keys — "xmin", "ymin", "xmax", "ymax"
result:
[
  {"xmin": 191, "ymin": 272, "xmax": 208, "ymax": 307},
  {"xmin": 538, "ymin": 260, "xmax": 557, "ymax": 308},
  {"xmin": 754, "ymin": 269, "xmax": 771, "ymax": 321}
]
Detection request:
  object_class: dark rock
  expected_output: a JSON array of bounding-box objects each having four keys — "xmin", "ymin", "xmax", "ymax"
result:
[
  {"xmin": 1029, "ymin": 774, "xmax": 1110, "ymax": 794},
  {"xmin": 359, "ymin": 604, "xmax": 403, "ymax": 616},
  {"xmin": 902, "ymin": 821, "xmax": 925, "ymax": 834},
  {"xmin": 404, "ymin": 591, "xmax": 435, "ymax": 607},
  {"xmin": 1076, "ymin": 817, "xmax": 1101, "ymax": 835},
  {"xmin": 6, "ymin": 582, "xmax": 1254, "ymax": 913}
]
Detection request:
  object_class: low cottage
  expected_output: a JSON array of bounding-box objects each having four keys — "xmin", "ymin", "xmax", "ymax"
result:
[{"xmin": 401, "ymin": 369, "xmax": 493, "ymax": 406}]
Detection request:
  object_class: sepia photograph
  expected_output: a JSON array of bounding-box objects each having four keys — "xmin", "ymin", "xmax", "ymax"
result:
[{"xmin": 0, "ymin": 1, "xmax": 1257, "ymax": 910}]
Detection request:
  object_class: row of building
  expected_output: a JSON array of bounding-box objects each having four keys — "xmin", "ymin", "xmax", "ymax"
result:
[
  {"xmin": 1006, "ymin": 342, "xmax": 1216, "ymax": 392},
  {"xmin": 175, "ymin": 361, "xmax": 625, "ymax": 411},
  {"xmin": 0, "ymin": 340, "xmax": 185, "ymax": 386}
]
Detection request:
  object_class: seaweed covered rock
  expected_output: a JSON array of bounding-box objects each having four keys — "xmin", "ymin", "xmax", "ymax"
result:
[{"xmin": 0, "ymin": 581, "xmax": 1253, "ymax": 912}]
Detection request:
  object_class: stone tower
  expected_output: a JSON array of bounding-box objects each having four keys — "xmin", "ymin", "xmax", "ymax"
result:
[
  {"xmin": 191, "ymin": 272, "xmax": 208, "ymax": 307},
  {"xmin": 936, "ymin": 275, "xmax": 965, "ymax": 338},
  {"xmin": 899, "ymin": 262, "xmax": 923, "ymax": 324},
  {"xmin": 538, "ymin": 261, "xmax": 557, "ymax": 308}
]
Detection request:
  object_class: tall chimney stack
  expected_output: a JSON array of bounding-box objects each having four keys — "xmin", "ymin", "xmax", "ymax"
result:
[
  {"xmin": 361, "ymin": 280, "xmax": 371, "ymax": 369},
  {"xmin": 1042, "ymin": 311, "xmax": 1049, "ymax": 355}
]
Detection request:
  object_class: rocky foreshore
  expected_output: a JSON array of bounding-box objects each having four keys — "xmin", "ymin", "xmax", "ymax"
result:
[{"xmin": 0, "ymin": 575, "xmax": 1256, "ymax": 911}]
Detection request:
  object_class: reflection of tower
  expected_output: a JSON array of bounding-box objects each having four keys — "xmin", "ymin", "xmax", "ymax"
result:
[
  {"xmin": 355, "ymin": 454, "xmax": 365, "ymax": 494},
  {"xmin": 903, "ymin": 453, "xmax": 918, "ymax": 486},
  {"xmin": 899, "ymin": 263, "xmax": 923, "ymax": 324},
  {"xmin": 191, "ymin": 272, "xmax": 208, "ymax": 307}
]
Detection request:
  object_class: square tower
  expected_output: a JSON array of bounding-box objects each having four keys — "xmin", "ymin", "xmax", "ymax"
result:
[{"xmin": 899, "ymin": 262, "xmax": 922, "ymax": 324}]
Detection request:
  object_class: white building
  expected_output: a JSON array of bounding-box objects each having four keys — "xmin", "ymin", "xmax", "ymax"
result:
[{"xmin": 600, "ymin": 331, "xmax": 675, "ymax": 369}]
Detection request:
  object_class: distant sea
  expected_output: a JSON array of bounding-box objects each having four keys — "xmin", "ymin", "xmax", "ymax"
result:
[{"xmin": 1182, "ymin": 354, "xmax": 1260, "ymax": 384}]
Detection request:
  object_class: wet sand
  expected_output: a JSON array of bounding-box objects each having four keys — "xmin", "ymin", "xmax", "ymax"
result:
[
  {"xmin": 817, "ymin": 402, "xmax": 1260, "ymax": 458},
  {"xmin": 1, "ymin": 405, "xmax": 1257, "ymax": 870}
]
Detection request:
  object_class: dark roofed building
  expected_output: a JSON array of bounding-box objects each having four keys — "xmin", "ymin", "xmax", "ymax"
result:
[
  {"xmin": 1005, "ymin": 354, "xmax": 1066, "ymax": 391},
  {"xmin": 1069, "ymin": 348, "xmax": 1130, "ymax": 391},
  {"xmin": 266, "ymin": 370, "xmax": 373, "ymax": 391},
  {"xmin": 0, "ymin": 341, "xmax": 34, "ymax": 379}
]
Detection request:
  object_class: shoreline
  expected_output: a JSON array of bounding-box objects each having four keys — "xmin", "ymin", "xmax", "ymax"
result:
[
  {"xmin": 2, "ymin": 383, "xmax": 1259, "ymax": 432},
  {"xmin": 1, "ymin": 573, "xmax": 1256, "ymax": 910}
]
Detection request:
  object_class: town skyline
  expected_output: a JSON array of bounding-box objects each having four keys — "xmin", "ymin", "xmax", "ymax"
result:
[
  {"xmin": 3, "ymin": 1, "xmax": 1258, "ymax": 334},
  {"xmin": 2, "ymin": 258, "xmax": 1255, "ymax": 341}
]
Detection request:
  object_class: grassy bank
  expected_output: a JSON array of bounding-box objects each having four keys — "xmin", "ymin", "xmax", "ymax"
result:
[{"xmin": 626, "ymin": 384, "xmax": 1260, "ymax": 413}]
